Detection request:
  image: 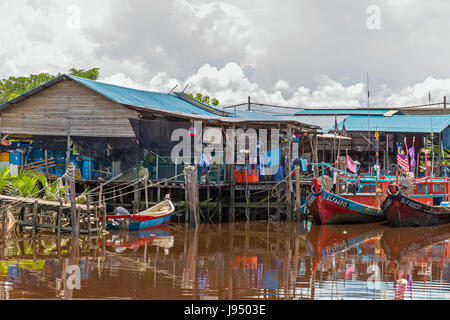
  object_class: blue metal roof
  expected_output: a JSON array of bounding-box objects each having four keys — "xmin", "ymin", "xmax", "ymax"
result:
[
  {"xmin": 67, "ymin": 75, "xmax": 223, "ymax": 117},
  {"xmin": 295, "ymin": 108, "xmax": 398, "ymax": 116},
  {"xmin": 337, "ymin": 115, "xmax": 450, "ymax": 133},
  {"xmin": 0, "ymin": 74, "xmax": 223, "ymax": 118},
  {"xmin": 230, "ymin": 110, "xmax": 278, "ymax": 121}
]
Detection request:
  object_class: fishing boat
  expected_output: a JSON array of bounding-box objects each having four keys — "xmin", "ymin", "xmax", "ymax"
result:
[
  {"xmin": 307, "ymin": 175, "xmax": 390, "ymax": 225},
  {"xmin": 382, "ymin": 179, "xmax": 450, "ymax": 227},
  {"xmin": 101, "ymin": 196, "xmax": 175, "ymax": 231}
]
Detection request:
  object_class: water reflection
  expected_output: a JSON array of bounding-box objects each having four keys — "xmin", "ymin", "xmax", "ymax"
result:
[{"xmin": 0, "ymin": 221, "xmax": 449, "ymax": 300}]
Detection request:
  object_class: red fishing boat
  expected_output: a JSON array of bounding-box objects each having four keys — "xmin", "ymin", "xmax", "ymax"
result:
[
  {"xmin": 382, "ymin": 178, "xmax": 450, "ymax": 227},
  {"xmin": 307, "ymin": 175, "xmax": 392, "ymax": 225}
]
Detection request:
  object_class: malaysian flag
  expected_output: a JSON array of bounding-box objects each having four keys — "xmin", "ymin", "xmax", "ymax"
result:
[{"xmin": 397, "ymin": 143, "xmax": 410, "ymax": 172}]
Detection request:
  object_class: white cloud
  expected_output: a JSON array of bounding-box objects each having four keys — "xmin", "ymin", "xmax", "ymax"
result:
[{"xmin": 100, "ymin": 62, "xmax": 450, "ymax": 112}]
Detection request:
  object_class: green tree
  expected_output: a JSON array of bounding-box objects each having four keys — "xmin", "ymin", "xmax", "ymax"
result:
[
  {"xmin": 0, "ymin": 68, "xmax": 100, "ymax": 103},
  {"xmin": 68, "ymin": 67, "xmax": 100, "ymax": 80},
  {"xmin": 188, "ymin": 92, "xmax": 219, "ymax": 107}
]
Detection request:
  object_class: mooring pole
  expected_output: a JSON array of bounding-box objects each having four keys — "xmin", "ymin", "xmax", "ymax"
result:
[
  {"xmin": 295, "ymin": 165, "xmax": 301, "ymax": 221},
  {"xmin": 184, "ymin": 166, "xmax": 198, "ymax": 228},
  {"xmin": 1, "ymin": 201, "xmax": 6, "ymax": 237},
  {"xmin": 286, "ymin": 126, "xmax": 293, "ymax": 222},
  {"xmin": 67, "ymin": 163, "xmax": 79, "ymax": 237}
]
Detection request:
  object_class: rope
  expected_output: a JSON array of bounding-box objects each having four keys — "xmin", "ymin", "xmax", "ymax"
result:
[{"xmin": 101, "ymin": 172, "xmax": 185, "ymax": 202}]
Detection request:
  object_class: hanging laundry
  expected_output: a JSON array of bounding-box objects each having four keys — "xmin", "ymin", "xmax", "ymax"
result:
[{"xmin": 200, "ymin": 152, "xmax": 210, "ymax": 174}]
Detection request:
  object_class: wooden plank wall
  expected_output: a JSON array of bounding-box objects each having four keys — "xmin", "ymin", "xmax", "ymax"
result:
[{"xmin": 0, "ymin": 79, "xmax": 139, "ymax": 137}]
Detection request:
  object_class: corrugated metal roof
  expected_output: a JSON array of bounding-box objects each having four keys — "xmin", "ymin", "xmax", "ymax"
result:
[
  {"xmin": 275, "ymin": 115, "xmax": 348, "ymax": 132},
  {"xmin": 231, "ymin": 110, "xmax": 278, "ymax": 121},
  {"xmin": 67, "ymin": 75, "xmax": 223, "ymax": 117},
  {"xmin": 0, "ymin": 75, "xmax": 319, "ymax": 130},
  {"xmin": 338, "ymin": 115, "xmax": 450, "ymax": 133},
  {"xmin": 295, "ymin": 109, "xmax": 399, "ymax": 116},
  {"xmin": 0, "ymin": 74, "xmax": 223, "ymax": 119}
]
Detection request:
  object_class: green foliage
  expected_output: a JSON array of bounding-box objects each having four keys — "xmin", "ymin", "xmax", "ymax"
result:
[
  {"xmin": 6, "ymin": 170, "xmax": 41, "ymax": 198},
  {"xmin": 0, "ymin": 166, "xmax": 11, "ymax": 194},
  {"xmin": 35, "ymin": 172, "xmax": 65, "ymax": 201},
  {"xmin": 0, "ymin": 169, "xmax": 66, "ymax": 201},
  {"xmin": 68, "ymin": 68, "xmax": 100, "ymax": 80},
  {"xmin": 0, "ymin": 68, "xmax": 101, "ymax": 104},
  {"xmin": 187, "ymin": 92, "xmax": 219, "ymax": 107}
]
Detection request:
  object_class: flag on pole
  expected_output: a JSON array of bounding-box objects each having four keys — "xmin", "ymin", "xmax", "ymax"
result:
[
  {"xmin": 409, "ymin": 137, "xmax": 416, "ymax": 173},
  {"xmin": 346, "ymin": 154, "xmax": 357, "ymax": 174},
  {"xmin": 397, "ymin": 143, "xmax": 410, "ymax": 172}
]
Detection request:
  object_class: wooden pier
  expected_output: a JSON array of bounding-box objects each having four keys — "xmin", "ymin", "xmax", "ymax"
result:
[{"xmin": 0, "ymin": 195, "xmax": 103, "ymax": 235}]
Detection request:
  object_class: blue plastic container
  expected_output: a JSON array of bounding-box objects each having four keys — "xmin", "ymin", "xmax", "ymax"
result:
[
  {"xmin": 441, "ymin": 202, "xmax": 450, "ymax": 207},
  {"xmin": 30, "ymin": 149, "xmax": 44, "ymax": 173},
  {"xmin": 31, "ymin": 149, "xmax": 44, "ymax": 162},
  {"xmin": 70, "ymin": 154, "xmax": 80, "ymax": 169},
  {"xmin": 80, "ymin": 155, "xmax": 92, "ymax": 180},
  {"xmin": 272, "ymin": 165, "xmax": 284, "ymax": 182},
  {"xmin": 55, "ymin": 152, "xmax": 66, "ymax": 164},
  {"xmin": 9, "ymin": 152, "xmax": 21, "ymax": 165}
]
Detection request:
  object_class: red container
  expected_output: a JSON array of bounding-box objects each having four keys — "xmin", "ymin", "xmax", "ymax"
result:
[{"xmin": 234, "ymin": 169, "xmax": 259, "ymax": 183}]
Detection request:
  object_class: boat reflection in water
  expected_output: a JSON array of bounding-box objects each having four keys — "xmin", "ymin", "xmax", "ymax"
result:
[
  {"xmin": 380, "ymin": 225, "xmax": 450, "ymax": 300},
  {"xmin": 104, "ymin": 229, "xmax": 174, "ymax": 255},
  {"xmin": 0, "ymin": 221, "xmax": 450, "ymax": 300}
]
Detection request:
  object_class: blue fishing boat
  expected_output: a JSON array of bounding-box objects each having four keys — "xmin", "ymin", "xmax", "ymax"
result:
[{"xmin": 101, "ymin": 196, "xmax": 175, "ymax": 231}]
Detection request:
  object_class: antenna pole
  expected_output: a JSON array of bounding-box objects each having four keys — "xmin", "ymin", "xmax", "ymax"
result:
[{"xmin": 367, "ymin": 72, "xmax": 371, "ymax": 174}]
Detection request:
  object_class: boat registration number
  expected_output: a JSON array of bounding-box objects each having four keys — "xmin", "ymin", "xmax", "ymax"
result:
[
  {"xmin": 400, "ymin": 198, "xmax": 422, "ymax": 211},
  {"xmin": 324, "ymin": 194, "xmax": 349, "ymax": 208}
]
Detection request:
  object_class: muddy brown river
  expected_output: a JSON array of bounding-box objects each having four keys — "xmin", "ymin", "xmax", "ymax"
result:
[{"xmin": 1, "ymin": 221, "xmax": 450, "ymax": 300}]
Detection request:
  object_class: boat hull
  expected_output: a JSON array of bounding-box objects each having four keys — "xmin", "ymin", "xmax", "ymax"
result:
[
  {"xmin": 307, "ymin": 190, "xmax": 385, "ymax": 225},
  {"xmin": 383, "ymin": 193, "xmax": 450, "ymax": 227},
  {"xmin": 107, "ymin": 212, "xmax": 173, "ymax": 231}
]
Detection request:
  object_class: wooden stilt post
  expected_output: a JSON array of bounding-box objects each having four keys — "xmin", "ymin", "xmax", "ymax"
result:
[
  {"xmin": 32, "ymin": 200, "xmax": 39, "ymax": 235},
  {"xmin": 145, "ymin": 178, "xmax": 149, "ymax": 209},
  {"xmin": 286, "ymin": 126, "xmax": 293, "ymax": 222},
  {"xmin": 102, "ymin": 201, "xmax": 107, "ymax": 230},
  {"xmin": 98, "ymin": 183, "xmax": 103, "ymax": 207},
  {"xmin": 184, "ymin": 184, "xmax": 189, "ymax": 223},
  {"xmin": 295, "ymin": 165, "xmax": 301, "ymax": 221},
  {"xmin": 184, "ymin": 166, "xmax": 198, "ymax": 227},
  {"xmin": 134, "ymin": 183, "xmax": 140, "ymax": 213},
  {"xmin": 67, "ymin": 163, "xmax": 79, "ymax": 237},
  {"xmin": 86, "ymin": 196, "xmax": 91, "ymax": 234},
  {"xmin": 1, "ymin": 201, "xmax": 5, "ymax": 237},
  {"xmin": 57, "ymin": 198, "xmax": 63, "ymax": 236},
  {"xmin": 93, "ymin": 204, "xmax": 98, "ymax": 230}
]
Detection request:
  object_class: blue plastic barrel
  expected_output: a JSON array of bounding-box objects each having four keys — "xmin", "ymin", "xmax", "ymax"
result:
[
  {"xmin": 9, "ymin": 152, "xmax": 21, "ymax": 165},
  {"xmin": 80, "ymin": 155, "xmax": 92, "ymax": 180},
  {"xmin": 30, "ymin": 149, "xmax": 44, "ymax": 173},
  {"xmin": 55, "ymin": 152, "xmax": 66, "ymax": 164}
]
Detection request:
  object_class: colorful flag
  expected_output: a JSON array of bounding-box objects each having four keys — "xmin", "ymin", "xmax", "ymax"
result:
[
  {"xmin": 409, "ymin": 137, "xmax": 416, "ymax": 173},
  {"xmin": 397, "ymin": 143, "xmax": 410, "ymax": 172},
  {"xmin": 346, "ymin": 154, "xmax": 356, "ymax": 174}
]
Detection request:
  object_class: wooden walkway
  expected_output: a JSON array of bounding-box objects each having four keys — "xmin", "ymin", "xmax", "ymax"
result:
[{"xmin": 0, "ymin": 195, "xmax": 104, "ymax": 235}]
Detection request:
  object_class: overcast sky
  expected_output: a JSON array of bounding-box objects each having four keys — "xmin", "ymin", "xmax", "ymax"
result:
[{"xmin": 1, "ymin": 0, "xmax": 450, "ymax": 109}]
